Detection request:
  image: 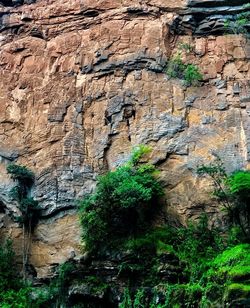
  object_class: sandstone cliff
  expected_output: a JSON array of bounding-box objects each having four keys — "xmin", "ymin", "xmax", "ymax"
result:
[{"xmin": 0, "ymin": 0, "xmax": 249, "ymax": 278}]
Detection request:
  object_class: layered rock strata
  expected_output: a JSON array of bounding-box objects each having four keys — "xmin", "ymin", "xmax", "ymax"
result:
[{"xmin": 0, "ymin": 0, "xmax": 249, "ymax": 277}]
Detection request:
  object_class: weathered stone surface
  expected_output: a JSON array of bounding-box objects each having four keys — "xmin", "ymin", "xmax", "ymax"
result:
[{"xmin": 0, "ymin": 0, "xmax": 249, "ymax": 277}]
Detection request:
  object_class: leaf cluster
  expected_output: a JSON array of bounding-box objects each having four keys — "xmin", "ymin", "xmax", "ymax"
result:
[
  {"xmin": 166, "ymin": 53, "xmax": 202, "ymax": 86},
  {"xmin": 224, "ymin": 4, "xmax": 250, "ymax": 36},
  {"xmin": 0, "ymin": 239, "xmax": 20, "ymax": 291},
  {"xmin": 7, "ymin": 164, "xmax": 34, "ymax": 185},
  {"xmin": 7, "ymin": 164, "xmax": 40, "ymax": 231},
  {"xmin": 198, "ymin": 161, "xmax": 250, "ymax": 239},
  {"xmin": 79, "ymin": 146, "xmax": 163, "ymax": 254}
]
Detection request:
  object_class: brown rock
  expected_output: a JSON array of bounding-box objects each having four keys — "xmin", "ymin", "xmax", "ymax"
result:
[{"xmin": 0, "ymin": 0, "xmax": 249, "ymax": 278}]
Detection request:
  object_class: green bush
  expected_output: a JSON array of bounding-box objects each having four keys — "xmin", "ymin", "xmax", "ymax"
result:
[
  {"xmin": 224, "ymin": 4, "xmax": 250, "ymax": 36},
  {"xmin": 47, "ymin": 262, "xmax": 75, "ymax": 307},
  {"xmin": 184, "ymin": 64, "xmax": 203, "ymax": 86},
  {"xmin": 0, "ymin": 239, "xmax": 20, "ymax": 291},
  {"xmin": 0, "ymin": 288, "xmax": 32, "ymax": 308},
  {"xmin": 211, "ymin": 244, "xmax": 250, "ymax": 276},
  {"xmin": 119, "ymin": 288, "xmax": 133, "ymax": 308},
  {"xmin": 227, "ymin": 171, "xmax": 250, "ymax": 238},
  {"xmin": 7, "ymin": 164, "xmax": 34, "ymax": 184},
  {"xmin": 0, "ymin": 240, "xmax": 47, "ymax": 308},
  {"xmin": 79, "ymin": 145, "xmax": 163, "ymax": 253},
  {"xmin": 7, "ymin": 163, "xmax": 40, "ymax": 231},
  {"xmin": 198, "ymin": 161, "xmax": 250, "ymax": 239},
  {"xmin": 166, "ymin": 53, "xmax": 202, "ymax": 86},
  {"xmin": 166, "ymin": 53, "xmax": 186, "ymax": 79},
  {"xmin": 227, "ymin": 171, "xmax": 250, "ymax": 197}
]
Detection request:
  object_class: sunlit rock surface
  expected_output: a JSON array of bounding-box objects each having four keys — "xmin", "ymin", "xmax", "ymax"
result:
[{"xmin": 0, "ymin": 0, "xmax": 249, "ymax": 277}]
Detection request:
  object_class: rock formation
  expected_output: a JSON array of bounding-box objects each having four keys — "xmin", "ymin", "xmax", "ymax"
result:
[{"xmin": 0, "ymin": 0, "xmax": 249, "ymax": 277}]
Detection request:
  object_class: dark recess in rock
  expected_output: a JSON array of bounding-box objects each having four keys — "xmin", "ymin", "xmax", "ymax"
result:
[
  {"xmin": 188, "ymin": 0, "xmax": 249, "ymax": 8},
  {"xmin": 83, "ymin": 10, "xmax": 100, "ymax": 18},
  {"xmin": 173, "ymin": 1, "xmax": 250, "ymax": 35},
  {"xmin": 0, "ymin": 0, "xmax": 35, "ymax": 7}
]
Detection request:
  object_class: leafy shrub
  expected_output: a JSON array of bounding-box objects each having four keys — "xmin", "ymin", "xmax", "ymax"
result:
[
  {"xmin": 0, "ymin": 288, "xmax": 32, "ymax": 308},
  {"xmin": 7, "ymin": 164, "xmax": 34, "ymax": 184},
  {"xmin": 79, "ymin": 145, "xmax": 163, "ymax": 253},
  {"xmin": 47, "ymin": 262, "xmax": 75, "ymax": 307},
  {"xmin": 119, "ymin": 288, "xmax": 133, "ymax": 308},
  {"xmin": 0, "ymin": 239, "xmax": 20, "ymax": 291},
  {"xmin": 211, "ymin": 244, "xmax": 250, "ymax": 277},
  {"xmin": 198, "ymin": 161, "xmax": 250, "ymax": 239},
  {"xmin": 184, "ymin": 64, "xmax": 203, "ymax": 86},
  {"xmin": 7, "ymin": 164, "xmax": 40, "ymax": 231},
  {"xmin": 224, "ymin": 4, "xmax": 250, "ymax": 36},
  {"xmin": 166, "ymin": 53, "xmax": 186, "ymax": 79},
  {"xmin": 0, "ymin": 240, "xmax": 47, "ymax": 308},
  {"xmin": 166, "ymin": 53, "xmax": 202, "ymax": 86},
  {"xmin": 227, "ymin": 171, "xmax": 250, "ymax": 197}
]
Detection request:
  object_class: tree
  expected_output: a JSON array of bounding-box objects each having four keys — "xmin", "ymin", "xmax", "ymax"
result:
[
  {"xmin": 7, "ymin": 164, "xmax": 40, "ymax": 280},
  {"xmin": 197, "ymin": 160, "xmax": 250, "ymax": 240},
  {"xmin": 79, "ymin": 145, "xmax": 163, "ymax": 254}
]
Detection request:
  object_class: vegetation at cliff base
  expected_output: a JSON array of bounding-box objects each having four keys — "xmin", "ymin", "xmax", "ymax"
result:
[
  {"xmin": 0, "ymin": 154, "xmax": 250, "ymax": 307},
  {"xmin": 197, "ymin": 160, "xmax": 250, "ymax": 239},
  {"xmin": 77, "ymin": 150, "xmax": 250, "ymax": 307},
  {"xmin": 0, "ymin": 240, "xmax": 42, "ymax": 308},
  {"xmin": 79, "ymin": 145, "xmax": 163, "ymax": 254}
]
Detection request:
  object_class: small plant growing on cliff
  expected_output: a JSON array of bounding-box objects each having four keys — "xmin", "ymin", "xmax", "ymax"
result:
[
  {"xmin": 7, "ymin": 163, "xmax": 40, "ymax": 281},
  {"xmin": 224, "ymin": 3, "xmax": 250, "ymax": 36},
  {"xmin": 79, "ymin": 145, "xmax": 163, "ymax": 254},
  {"xmin": 197, "ymin": 161, "xmax": 250, "ymax": 239},
  {"xmin": 166, "ymin": 53, "xmax": 202, "ymax": 86},
  {"xmin": 184, "ymin": 64, "xmax": 203, "ymax": 86}
]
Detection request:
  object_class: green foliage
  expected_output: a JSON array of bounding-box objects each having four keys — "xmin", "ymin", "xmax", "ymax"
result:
[
  {"xmin": 211, "ymin": 244, "xmax": 250, "ymax": 278},
  {"xmin": 6, "ymin": 163, "xmax": 40, "ymax": 282},
  {"xmin": 7, "ymin": 164, "xmax": 34, "ymax": 184},
  {"xmin": 118, "ymin": 215, "xmax": 237, "ymax": 307},
  {"xmin": 166, "ymin": 53, "xmax": 186, "ymax": 79},
  {"xmin": 127, "ymin": 215, "xmax": 222, "ymax": 259},
  {"xmin": 119, "ymin": 288, "xmax": 133, "ymax": 308},
  {"xmin": 19, "ymin": 198, "xmax": 40, "ymax": 231},
  {"xmin": 166, "ymin": 50, "xmax": 203, "ymax": 86},
  {"xmin": 7, "ymin": 163, "xmax": 40, "ymax": 231},
  {"xmin": 118, "ymin": 244, "xmax": 249, "ymax": 307},
  {"xmin": 48, "ymin": 262, "xmax": 75, "ymax": 306},
  {"xmin": 224, "ymin": 4, "xmax": 250, "ymax": 36},
  {"xmin": 0, "ymin": 288, "xmax": 32, "ymax": 308},
  {"xmin": 134, "ymin": 288, "xmax": 146, "ymax": 308},
  {"xmin": 226, "ymin": 283, "xmax": 250, "ymax": 298},
  {"xmin": 197, "ymin": 158, "xmax": 228, "ymax": 200},
  {"xmin": 0, "ymin": 240, "xmax": 47, "ymax": 308},
  {"xmin": 79, "ymin": 145, "xmax": 163, "ymax": 253},
  {"xmin": 130, "ymin": 145, "xmax": 151, "ymax": 166},
  {"xmin": 0, "ymin": 239, "xmax": 20, "ymax": 291},
  {"xmin": 184, "ymin": 64, "xmax": 203, "ymax": 86},
  {"xmin": 227, "ymin": 170, "xmax": 250, "ymax": 196},
  {"xmin": 198, "ymin": 161, "xmax": 250, "ymax": 238}
]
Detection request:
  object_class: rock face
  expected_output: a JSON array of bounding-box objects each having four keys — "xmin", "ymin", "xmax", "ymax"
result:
[{"xmin": 0, "ymin": 0, "xmax": 249, "ymax": 277}]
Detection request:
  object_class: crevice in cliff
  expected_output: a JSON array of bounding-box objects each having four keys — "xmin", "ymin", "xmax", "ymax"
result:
[
  {"xmin": 81, "ymin": 55, "xmax": 166, "ymax": 78},
  {"xmin": 0, "ymin": 0, "xmax": 36, "ymax": 7},
  {"xmin": 188, "ymin": 0, "xmax": 249, "ymax": 8}
]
